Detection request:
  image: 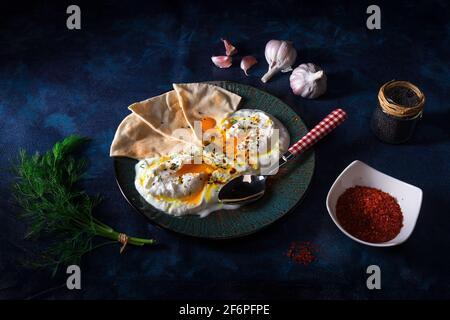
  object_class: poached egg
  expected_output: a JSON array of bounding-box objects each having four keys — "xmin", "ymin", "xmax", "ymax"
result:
[{"xmin": 135, "ymin": 109, "xmax": 290, "ymax": 217}]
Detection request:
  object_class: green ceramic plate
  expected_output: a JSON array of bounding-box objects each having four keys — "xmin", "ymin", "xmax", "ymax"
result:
[{"xmin": 114, "ymin": 81, "xmax": 315, "ymax": 239}]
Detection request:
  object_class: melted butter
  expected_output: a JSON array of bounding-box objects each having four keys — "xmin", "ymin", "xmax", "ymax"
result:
[
  {"xmin": 138, "ymin": 159, "xmax": 161, "ymax": 186},
  {"xmin": 204, "ymin": 183, "xmax": 216, "ymax": 202},
  {"xmin": 201, "ymin": 117, "xmax": 217, "ymax": 132},
  {"xmin": 176, "ymin": 163, "xmax": 215, "ymax": 176}
]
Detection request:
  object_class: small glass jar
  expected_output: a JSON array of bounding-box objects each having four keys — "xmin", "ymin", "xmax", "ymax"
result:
[{"xmin": 371, "ymin": 80, "xmax": 425, "ymax": 144}]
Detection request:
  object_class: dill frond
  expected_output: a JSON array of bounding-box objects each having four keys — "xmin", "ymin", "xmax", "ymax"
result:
[{"xmin": 12, "ymin": 135, "xmax": 156, "ymax": 276}]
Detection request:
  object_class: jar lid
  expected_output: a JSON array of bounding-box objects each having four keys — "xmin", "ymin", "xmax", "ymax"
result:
[{"xmin": 378, "ymin": 80, "xmax": 425, "ymax": 118}]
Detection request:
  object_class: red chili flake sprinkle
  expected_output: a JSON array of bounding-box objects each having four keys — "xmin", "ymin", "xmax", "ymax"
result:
[
  {"xmin": 286, "ymin": 241, "xmax": 319, "ymax": 265},
  {"xmin": 336, "ymin": 186, "xmax": 403, "ymax": 243}
]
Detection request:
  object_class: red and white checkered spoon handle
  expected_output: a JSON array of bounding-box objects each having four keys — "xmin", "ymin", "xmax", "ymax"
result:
[{"xmin": 288, "ymin": 108, "xmax": 347, "ymax": 156}]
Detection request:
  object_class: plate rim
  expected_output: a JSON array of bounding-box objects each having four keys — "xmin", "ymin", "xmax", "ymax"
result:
[{"xmin": 113, "ymin": 155, "xmax": 315, "ymax": 240}]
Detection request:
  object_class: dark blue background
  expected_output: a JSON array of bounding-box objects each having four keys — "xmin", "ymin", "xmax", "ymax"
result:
[{"xmin": 1, "ymin": 0, "xmax": 449, "ymax": 299}]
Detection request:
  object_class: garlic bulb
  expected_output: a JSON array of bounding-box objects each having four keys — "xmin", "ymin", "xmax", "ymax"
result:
[
  {"xmin": 261, "ymin": 40, "xmax": 297, "ymax": 83},
  {"xmin": 289, "ymin": 63, "xmax": 327, "ymax": 99}
]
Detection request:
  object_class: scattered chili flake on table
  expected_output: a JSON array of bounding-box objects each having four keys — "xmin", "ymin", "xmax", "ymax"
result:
[
  {"xmin": 336, "ymin": 186, "xmax": 403, "ymax": 243},
  {"xmin": 286, "ymin": 241, "xmax": 319, "ymax": 265}
]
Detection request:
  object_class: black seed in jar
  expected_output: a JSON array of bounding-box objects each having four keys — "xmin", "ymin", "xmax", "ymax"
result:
[{"xmin": 385, "ymin": 86, "xmax": 420, "ymax": 108}]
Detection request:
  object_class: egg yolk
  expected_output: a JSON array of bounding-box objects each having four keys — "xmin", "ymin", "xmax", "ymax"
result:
[
  {"xmin": 178, "ymin": 186, "xmax": 205, "ymax": 205},
  {"xmin": 201, "ymin": 117, "xmax": 216, "ymax": 132},
  {"xmin": 175, "ymin": 163, "xmax": 215, "ymax": 176},
  {"xmin": 172, "ymin": 163, "xmax": 215, "ymax": 205}
]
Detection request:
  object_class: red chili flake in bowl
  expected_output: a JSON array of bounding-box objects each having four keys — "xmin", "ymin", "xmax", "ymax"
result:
[
  {"xmin": 286, "ymin": 241, "xmax": 319, "ymax": 265},
  {"xmin": 336, "ymin": 186, "xmax": 403, "ymax": 243}
]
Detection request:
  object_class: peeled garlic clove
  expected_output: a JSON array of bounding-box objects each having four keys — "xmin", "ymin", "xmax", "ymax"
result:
[
  {"xmin": 221, "ymin": 38, "xmax": 237, "ymax": 56},
  {"xmin": 240, "ymin": 56, "xmax": 257, "ymax": 76},
  {"xmin": 211, "ymin": 56, "xmax": 232, "ymax": 68},
  {"xmin": 290, "ymin": 63, "xmax": 327, "ymax": 99},
  {"xmin": 261, "ymin": 40, "xmax": 297, "ymax": 83}
]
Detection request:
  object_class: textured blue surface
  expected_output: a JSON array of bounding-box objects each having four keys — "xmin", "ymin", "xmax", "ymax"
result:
[{"xmin": 0, "ymin": 0, "xmax": 449, "ymax": 299}]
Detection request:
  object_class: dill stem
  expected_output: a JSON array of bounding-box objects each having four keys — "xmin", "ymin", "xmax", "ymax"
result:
[
  {"xmin": 92, "ymin": 217, "xmax": 113, "ymax": 232},
  {"xmin": 93, "ymin": 223, "xmax": 156, "ymax": 247}
]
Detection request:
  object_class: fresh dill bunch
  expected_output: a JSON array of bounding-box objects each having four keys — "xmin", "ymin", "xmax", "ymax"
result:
[{"xmin": 12, "ymin": 135, "xmax": 155, "ymax": 276}]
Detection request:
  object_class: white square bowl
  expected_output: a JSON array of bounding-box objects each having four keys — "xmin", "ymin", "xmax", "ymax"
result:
[{"xmin": 326, "ymin": 160, "xmax": 423, "ymax": 247}]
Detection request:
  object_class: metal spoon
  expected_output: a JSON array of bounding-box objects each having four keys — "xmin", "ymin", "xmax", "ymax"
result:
[{"xmin": 218, "ymin": 108, "xmax": 348, "ymax": 204}]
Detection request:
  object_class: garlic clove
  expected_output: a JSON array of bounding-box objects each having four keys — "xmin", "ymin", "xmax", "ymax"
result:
[
  {"xmin": 264, "ymin": 40, "xmax": 281, "ymax": 65},
  {"xmin": 221, "ymin": 38, "xmax": 237, "ymax": 56},
  {"xmin": 211, "ymin": 56, "xmax": 232, "ymax": 68},
  {"xmin": 240, "ymin": 56, "xmax": 257, "ymax": 76}
]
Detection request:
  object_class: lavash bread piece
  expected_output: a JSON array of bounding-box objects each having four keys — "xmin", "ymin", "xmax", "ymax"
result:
[
  {"xmin": 110, "ymin": 113, "xmax": 187, "ymax": 159},
  {"xmin": 173, "ymin": 83, "xmax": 242, "ymax": 140},
  {"xmin": 128, "ymin": 90, "xmax": 199, "ymax": 145},
  {"xmin": 111, "ymin": 83, "xmax": 242, "ymax": 159}
]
